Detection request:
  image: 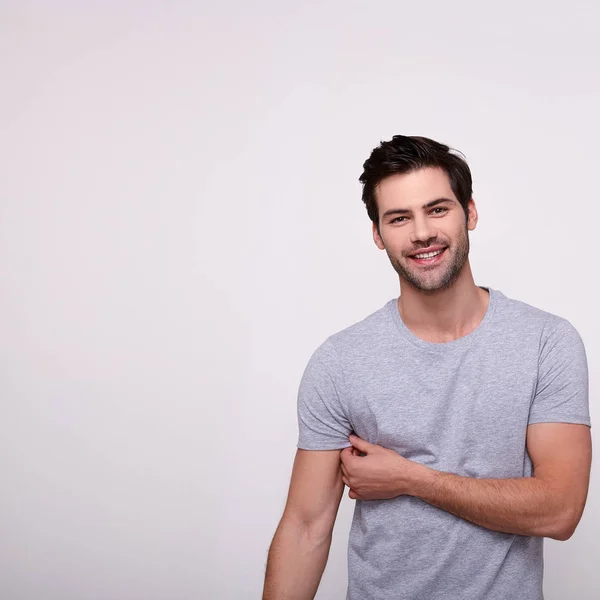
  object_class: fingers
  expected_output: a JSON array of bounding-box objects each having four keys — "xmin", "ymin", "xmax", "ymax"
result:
[
  {"xmin": 341, "ymin": 466, "xmax": 349, "ymax": 485},
  {"xmin": 349, "ymin": 434, "xmax": 372, "ymax": 454},
  {"xmin": 340, "ymin": 447, "xmax": 352, "ymax": 463},
  {"xmin": 340, "ymin": 447, "xmax": 358, "ymax": 468},
  {"xmin": 341, "ymin": 466, "xmax": 351, "ymax": 488}
]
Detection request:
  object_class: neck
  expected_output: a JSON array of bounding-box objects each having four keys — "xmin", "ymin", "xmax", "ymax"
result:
[{"xmin": 398, "ymin": 262, "xmax": 489, "ymax": 343}]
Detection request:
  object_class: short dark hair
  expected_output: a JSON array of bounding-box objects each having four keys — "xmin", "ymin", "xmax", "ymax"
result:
[{"xmin": 359, "ymin": 135, "xmax": 473, "ymax": 233}]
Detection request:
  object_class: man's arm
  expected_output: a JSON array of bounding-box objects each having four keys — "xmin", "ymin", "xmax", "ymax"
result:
[
  {"xmin": 263, "ymin": 448, "xmax": 345, "ymax": 600},
  {"xmin": 409, "ymin": 422, "xmax": 592, "ymax": 540},
  {"xmin": 342, "ymin": 423, "xmax": 592, "ymax": 539},
  {"xmin": 406, "ymin": 319, "xmax": 592, "ymax": 539}
]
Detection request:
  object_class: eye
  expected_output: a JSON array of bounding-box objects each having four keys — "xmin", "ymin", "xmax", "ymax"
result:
[
  {"xmin": 390, "ymin": 216, "xmax": 407, "ymax": 224},
  {"xmin": 431, "ymin": 207, "xmax": 448, "ymax": 215}
]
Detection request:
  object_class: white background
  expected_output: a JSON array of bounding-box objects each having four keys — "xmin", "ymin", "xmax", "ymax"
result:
[{"xmin": 0, "ymin": 1, "xmax": 598, "ymax": 598}]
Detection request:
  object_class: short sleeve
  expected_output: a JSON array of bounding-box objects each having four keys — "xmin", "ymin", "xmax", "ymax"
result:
[
  {"xmin": 528, "ymin": 319, "xmax": 591, "ymax": 427},
  {"xmin": 297, "ymin": 338, "xmax": 353, "ymax": 450}
]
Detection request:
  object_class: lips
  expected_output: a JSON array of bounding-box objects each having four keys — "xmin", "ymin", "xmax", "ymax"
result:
[
  {"xmin": 408, "ymin": 245, "xmax": 447, "ymax": 258},
  {"xmin": 409, "ymin": 247, "xmax": 447, "ymax": 265}
]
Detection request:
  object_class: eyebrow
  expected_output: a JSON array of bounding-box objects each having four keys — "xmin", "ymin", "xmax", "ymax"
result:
[{"xmin": 381, "ymin": 197, "xmax": 456, "ymax": 219}]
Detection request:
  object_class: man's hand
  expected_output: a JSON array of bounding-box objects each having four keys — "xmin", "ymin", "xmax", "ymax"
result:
[
  {"xmin": 340, "ymin": 434, "xmax": 424, "ymax": 500},
  {"xmin": 341, "ymin": 425, "xmax": 591, "ymax": 540}
]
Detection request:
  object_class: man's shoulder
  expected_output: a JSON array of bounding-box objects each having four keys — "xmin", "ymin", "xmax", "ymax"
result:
[
  {"xmin": 493, "ymin": 288, "xmax": 579, "ymax": 339},
  {"xmin": 325, "ymin": 299, "xmax": 393, "ymax": 351},
  {"xmin": 304, "ymin": 299, "xmax": 393, "ymax": 366}
]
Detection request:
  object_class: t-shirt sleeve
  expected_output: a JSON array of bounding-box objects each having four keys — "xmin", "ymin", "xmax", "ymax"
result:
[
  {"xmin": 528, "ymin": 319, "xmax": 591, "ymax": 427},
  {"xmin": 296, "ymin": 338, "xmax": 353, "ymax": 450}
]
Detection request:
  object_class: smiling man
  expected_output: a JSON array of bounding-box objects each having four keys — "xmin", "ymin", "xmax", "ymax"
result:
[{"xmin": 263, "ymin": 135, "xmax": 592, "ymax": 600}]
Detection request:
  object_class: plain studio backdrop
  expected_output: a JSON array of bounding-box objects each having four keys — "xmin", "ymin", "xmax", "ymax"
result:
[{"xmin": 0, "ymin": 1, "xmax": 598, "ymax": 599}]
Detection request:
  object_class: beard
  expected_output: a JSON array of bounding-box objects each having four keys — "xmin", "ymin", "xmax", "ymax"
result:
[{"xmin": 385, "ymin": 226, "xmax": 470, "ymax": 293}]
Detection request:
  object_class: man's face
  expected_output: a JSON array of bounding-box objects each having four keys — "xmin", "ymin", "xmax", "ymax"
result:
[{"xmin": 372, "ymin": 167, "xmax": 478, "ymax": 292}]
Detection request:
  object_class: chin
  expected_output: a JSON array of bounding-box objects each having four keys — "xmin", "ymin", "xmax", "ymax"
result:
[
  {"xmin": 399, "ymin": 266, "xmax": 462, "ymax": 293},
  {"xmin": 409, "ymin": 280, "xmax": 450, "ymax": 293}
]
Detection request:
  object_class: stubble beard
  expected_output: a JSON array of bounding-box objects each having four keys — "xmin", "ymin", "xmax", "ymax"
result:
[{"xmin": 386, "ymin": 226, "xmax": 470, "ymax": 293}]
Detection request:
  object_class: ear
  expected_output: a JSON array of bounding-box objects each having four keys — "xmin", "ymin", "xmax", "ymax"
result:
[
  {"xmin": 466, "ymin": 198, "xmax": 478, "ymax": 231},
  {"xmin": 372, "ymin": 221, "xmax": 385, "ymax": 250}
]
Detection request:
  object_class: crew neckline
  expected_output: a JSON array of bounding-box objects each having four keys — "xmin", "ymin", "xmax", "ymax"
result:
[{"xmin": 386, "ymin": 286, "xmax": 498, "ymax": 352}]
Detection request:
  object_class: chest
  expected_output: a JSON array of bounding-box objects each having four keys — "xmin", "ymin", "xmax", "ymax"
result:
[{"xmin": 344, "ymin": 346, "xmax": 538, "ymax": 477}]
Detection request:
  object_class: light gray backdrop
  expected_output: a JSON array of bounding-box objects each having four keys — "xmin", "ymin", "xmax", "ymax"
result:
[{"xmin": 0, "ymin": 1, "xmax": 597, "ymax": 599}]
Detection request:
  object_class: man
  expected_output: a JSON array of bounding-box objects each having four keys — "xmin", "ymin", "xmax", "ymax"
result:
[{"xmin": 262, "ymin": 135, "xmax": 592, "ymax": 600}]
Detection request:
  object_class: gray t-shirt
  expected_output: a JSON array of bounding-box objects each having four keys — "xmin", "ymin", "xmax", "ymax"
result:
[{"xmin": 296, "ymin": 287, "xmax": 591, "ymax": 600}]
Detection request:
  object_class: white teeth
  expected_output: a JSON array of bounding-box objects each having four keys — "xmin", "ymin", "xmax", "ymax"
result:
[{"xmin": 414, "ymin": 249, "xmax": 444, "ymax": 259}]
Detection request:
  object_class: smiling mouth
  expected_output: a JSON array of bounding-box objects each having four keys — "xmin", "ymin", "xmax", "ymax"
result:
[{"xmin": 409, "ymin": 247, "xmax": 447, "ymax": 265}]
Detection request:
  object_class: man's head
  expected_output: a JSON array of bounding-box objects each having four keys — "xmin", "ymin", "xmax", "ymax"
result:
[{"xmin": 359, "ymin": 135, "xmax": 478, "ymax": 293}]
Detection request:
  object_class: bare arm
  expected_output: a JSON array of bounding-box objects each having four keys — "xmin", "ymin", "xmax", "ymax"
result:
[
  {"xmin": 342, "ymin": 423, "xmax": 591, "ymax": 539},
  {"xmin": 263, "ymin": 448, "xmax": 345, "ymax": 600},
  {"xmin": 409, "ymin": 423, "xmax": 592, "ymax": 540}
]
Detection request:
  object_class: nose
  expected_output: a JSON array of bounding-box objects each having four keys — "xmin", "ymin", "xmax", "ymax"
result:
[{"xmin": 409, "ymin": 214, "xmax": 438, "ymax": 245}]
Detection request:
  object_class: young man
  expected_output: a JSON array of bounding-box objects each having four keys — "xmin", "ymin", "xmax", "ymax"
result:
[{"xmin": 262, "ymin": 135, "xmax": 592, "ymax": 600}]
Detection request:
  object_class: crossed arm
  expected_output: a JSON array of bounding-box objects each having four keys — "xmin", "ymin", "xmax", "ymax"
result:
[
  {"xmin": 341, "ymin": 422, "xmax": 592, "ymax": 540},
  {"xmin": 263, "ymin": 422, "xmax": 591, "ymax": 598}
]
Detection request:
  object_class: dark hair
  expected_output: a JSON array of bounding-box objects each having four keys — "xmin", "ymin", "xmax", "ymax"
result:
[{"xmin": 359, "ymin": 135, "xmax": 473, "ymax": 233}]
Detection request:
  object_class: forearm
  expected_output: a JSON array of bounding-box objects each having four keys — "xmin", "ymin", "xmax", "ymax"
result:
[
  {"xmin": 263, "ymin": 517, "xmax": 332, "ymax": 600},
  {"xmin": 410, "ymin": 465, "xmax": 570, "ymax": 539}
]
